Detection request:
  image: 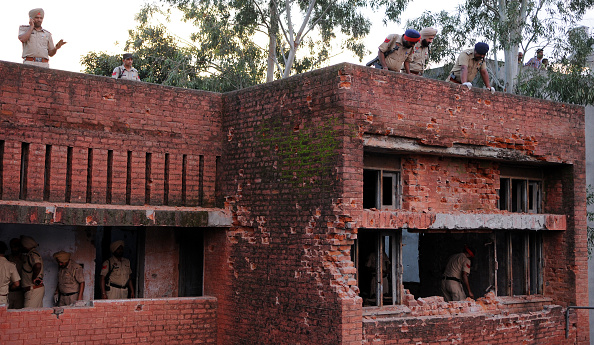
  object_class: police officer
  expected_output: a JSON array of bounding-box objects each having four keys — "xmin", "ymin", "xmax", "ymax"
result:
[
  {"xmin": 441, "ymin": 245, "xmax": 475, "ymax": 301},
  {"xmin": 404, "ymin": 27, "xmax": 437, "ymax": 76},
  {"xmin": 0, "ymin": 241, "xmax": 20, "ymax": 306},
  {"xmin": 100, "ymin": 241, "xmax": 134, "ymax": 299},
  {"xmin": 53, "ymin": 251, "xmax": 85, "ymax": 306},
  {"xmin": 112, "ymin": 53, "xmax": 141, "ymax": 81},
  {"xmin": 20, "ymin": 235, "xmax": 44, "ymax": 308},
  {"xmin": 7, "ymin": 238, "xmax": 24, "ymax": 309},
  {"xmin": 18, "ymin": 8, "xmax": 66, "ymax": 68},
  {"xmin": 377, "ymin": 29, "xmax": 421, "ymax": 73},
  {"xmin": 447, "ymin": 42, "xmax": 495, "ymax": 93}
]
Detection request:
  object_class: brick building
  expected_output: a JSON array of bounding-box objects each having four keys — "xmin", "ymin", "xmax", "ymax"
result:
[{"xmin": 0, "ymin": 60, "xmax": 589, "ymax": 344}]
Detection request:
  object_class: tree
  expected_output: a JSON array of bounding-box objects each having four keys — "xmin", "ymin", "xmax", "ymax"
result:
[
  {"xmin": 516, "ymin": 26, "xmax": 594, "ymax": 105},
  {"xmin": 407, "ymin": 0, "xmax": 594, "ymax": 93},
  {"xmin": 165, "ymin": 0, "xmax": 412, "ymax": 81},
  {"xmin": 81, "ymin": 4, "xmax": 266, "ymax": 92}
]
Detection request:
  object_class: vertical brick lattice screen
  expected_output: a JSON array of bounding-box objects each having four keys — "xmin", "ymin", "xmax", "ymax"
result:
[{"xmin": 0, "ymin": 62, "xmax": 222, "ymax": 208}]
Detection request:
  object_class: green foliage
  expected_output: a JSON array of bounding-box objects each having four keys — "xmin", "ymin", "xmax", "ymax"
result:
[
  {"xmin": 406, "ymin": 11, "xmax": 468, "ymax": 66},
  {"xmin": 165, "ymin": 0, "xmax": 411, "ymax": 79},
  {"xmin": 80, "ymin": 4, "xmax": 265, "ymax": 92},
  {"xmin": 517, "ymin": 27, "xmax": 594, "ymax": 105},
  {"xmin": 407, "ymin": 0, "xmax": 594, "ymax": 94}
]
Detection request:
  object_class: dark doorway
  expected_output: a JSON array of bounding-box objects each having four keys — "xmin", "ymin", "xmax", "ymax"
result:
[
  {"xmin": 94, "ymin": 226, "xmax": 144, "ymax": 299},
  {"xmin": 177, "ymin": 229, "xmax": 204, "ymax": 296}
]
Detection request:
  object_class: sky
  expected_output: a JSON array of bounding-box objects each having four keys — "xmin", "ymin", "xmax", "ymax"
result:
[{"xmin": 1, "ymin": 1, "xmax": 594, "ymax": 73}]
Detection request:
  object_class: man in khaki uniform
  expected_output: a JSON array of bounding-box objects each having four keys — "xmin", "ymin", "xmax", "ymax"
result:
[
  {"xmin": 7, "ymin": 238, "xmax": 24, "ymax": 309},
  {"xmin": 18, "ymin": 8, "xmax": 66, "ymax": 68},
  {"xmin": 403, "ymin": 27, "xmax": 437, "ymax": 76},
  {"xmin": 447, "ymin": 42, "xmax": 495, "ymax": 93},
  {"xmin": 111, "ymin": 53, "xmax": 141, "ymax": 81},
  {"xmin": 377, "ymin": 29, "xmax": 421, "ymax": 72},
  {"xmin": 21, "ymin": 235, "xmax": 44, "ymax": 308},
  {"xmin": 441, "ymin": 246, "xmax": 475, "ymax": 301},
  {"xmin": 53, "ymin": 251, "xmax": 85, "ymax": 306},
  {"xmin": 0, "ymin": 241, "xmax": 21, "ymax": 305},
  {"xmin": 100, "ymin": 241, "xmax": 134, "ymax": 299}
]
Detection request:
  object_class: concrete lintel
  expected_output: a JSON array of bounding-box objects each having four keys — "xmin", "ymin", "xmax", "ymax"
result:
[
  {"xmin": 429, "ymin": 213, "xmax": 563, "ymax": 231},
  {"xmin": 0, "ymin": 200, "xmax": 232, "ymax": 228},
  {"xmin": 363, "ymin": 135, "xmax": 541, "ymax": 162},
  {"xmin": 360, "ymin": 209, "xmax": 566, "ymax": 231}
]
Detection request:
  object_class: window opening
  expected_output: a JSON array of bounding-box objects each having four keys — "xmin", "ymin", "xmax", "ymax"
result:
[
  {"xmin": 355, "ymin": 230, "xmax": 401, "ymax": 307},
  {"xmin": 498, "ymin": 177, "xmax": 542, "ymax": 213},
  {"xmin": 496, "ymin": 231, "xmax": 542, "ymax": 296},
  {"xmin": 363, "ymin": 169, "xmax": 400, "ymax": 210}
]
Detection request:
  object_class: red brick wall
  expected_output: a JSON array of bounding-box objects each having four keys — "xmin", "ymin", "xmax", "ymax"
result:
[
  {"xmin": 0, "ymin": 298, "xmax": 217, "ymax": 344},
  {"xmin": 220, "ymin": 67, "xmax": 361, "ymax": 344},
  {"xmin": 363, "ymin": 305, "xmax": 572, "ymax": 344},
  {"xmin": 339, "ymin": 64, "xmax": 588, "ymax": 344},
  {"xmin": 0, "ymin": 61, "xmax": 222, "ymax": 209}
]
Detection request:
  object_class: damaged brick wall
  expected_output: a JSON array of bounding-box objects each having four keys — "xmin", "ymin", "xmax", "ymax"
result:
[
  {"xmin": 220, "ymin": 66, "xmax": 361, "ymax": 344},
  {"xmin": 0, "ymin": 298, "xmax": 217, "ymax": 344},
  {"xmin": 363, "ymin": 304, "xmax": 571, "ymax": 344},
  {"xmin": 338, "ymin": 63, "xmax": 588, "ymax": 344},
  {"xmin": 0, "ymin": 61, "xmax": 222, "ymax": 213}
]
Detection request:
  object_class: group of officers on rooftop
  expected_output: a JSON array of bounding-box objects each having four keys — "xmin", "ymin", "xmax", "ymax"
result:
[{"xmin": 368, "ymin": 28, "xmax": 497, "ymax": 93}]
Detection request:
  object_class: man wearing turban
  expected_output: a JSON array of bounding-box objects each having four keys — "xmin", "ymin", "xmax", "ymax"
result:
[
  {"xmin": 100, "ymin": 240, "xmax": 134, "ymax": 299},
  {"xmin": 403, "ymin": 27, "xmax": 438, "ymax": 76},
  {"xmin": 20, "ymin": 235, "xmax": 45, "ymax": 308},
  {"xmin": 447, "ymin": 42, "xmax": 495, "ymax": 94},
  {"xmin": 376, "ymin": 29, "xmax": 421, "ymax": 73},
  {"xmin": 18, "ymin": 8, "xmax": 66, "ymax": 68},
  {"xmin": 53, "ymin": 251, "xmax": 85, "ymax": 306}
]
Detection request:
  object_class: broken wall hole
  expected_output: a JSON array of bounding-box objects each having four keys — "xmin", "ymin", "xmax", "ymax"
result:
[{"xmin": 354, "ymin": 229, "xmax": 543, "ymax": 307}]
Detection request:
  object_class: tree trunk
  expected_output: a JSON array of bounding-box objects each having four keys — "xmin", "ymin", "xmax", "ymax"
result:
[{"xmin": 266, "ymin": 0, "xmax": 278, "ymax": 82}]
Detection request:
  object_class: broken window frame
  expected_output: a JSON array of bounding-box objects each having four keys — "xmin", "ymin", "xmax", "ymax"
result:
[
  {"xmin": 498, "ymin": 166, "xmax": 543, "ymax": 213},
  {"xmin": 495, "ymin": 231, "xmax": 543, "ymax": 296},
  {"xmin": 363, "ymin": 153, "xmax": 401, "ymax": 210},
  {"xmin": 353, "ymin": 230, "xmax": 402, "ymax": 307}
]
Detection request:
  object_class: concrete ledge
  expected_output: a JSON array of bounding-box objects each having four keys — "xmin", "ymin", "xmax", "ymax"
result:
[
  {"xmin": 360, "ymin": 209, "xmax": 566, "ymax": 231},
  {"xmin": 0, "ymin": 200, "xmax": 232, "ymax": 227}
]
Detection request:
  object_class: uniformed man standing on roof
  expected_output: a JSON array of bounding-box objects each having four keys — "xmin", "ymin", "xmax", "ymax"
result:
[
  {"xmin": 21, "ymin": 235, "xmax": 45, "ymax": 308},
  {"xmin": 111, "ymin": 53, "xmax": 141, "ymax": 81},
  {"xmin": 447, "ymin": 42, "xmax": 495, "ymax": 93},
  {"xmin": 18, "ymin": 8, "xmax": 66, "ymax": 68},
  {"xmin": 377, "ymin": 29, "xmax": 421, "ymax": 73},
  {"xmin": 53, "ymin": 251, "xmax": 85, "ymax": 306},
  {"xmin": 0, "ymin": 241, "xmax": 21, "ymax": 306},
  {"xmin": 403, "ymin": 27, "xmax": 438, "ymax": 76},
  {"xmin": 441, "ymin": 245, "xmax": 475, "ymax": 301},
  {"xmin": 100, "ymin": 241, "xmax": 134, "ymax": 299}
]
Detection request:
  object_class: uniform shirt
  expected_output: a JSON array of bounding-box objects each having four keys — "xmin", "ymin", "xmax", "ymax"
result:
[
  {"xmin": 443, "ymin": 253, "xmax": 471, "ymax": 280},
  {"xmin": 407, "ymin": 41, "xmax": 429, "ymax": 73},
  {"xmin": 57, "ymin": 260, "xmax": 84, "ymax": 294},
  {"xmin": 525, "ymin": 57, "xmax": 542, "ymax": 69},
  {"xmin": 7, "ymin": 253, "xmax": 24, "ymax": 278},
  {"xmin": 449, "ymin": 49, "xmax": 487, "ymax": 83},
  {"xmin": 22, "ymin": 249, "xmax": 43, "ymax": 288},
  {"xmin": 111, "ymin": 65, "xmax": 141, "ymax": 81},
  {"xmin": 100, "ymin": 256, "xmax": 132, "ymax": 287},
  {"xmin": 378, "ymin": 34, "xmax": 414, "ymax": 71},
  {"xmin": 0, "ymin": 257, "xmax": 20, "ymax": 296},
  {"xmin": 18, "ymin": 26, "xmax": 55, "ymax": 59}
]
